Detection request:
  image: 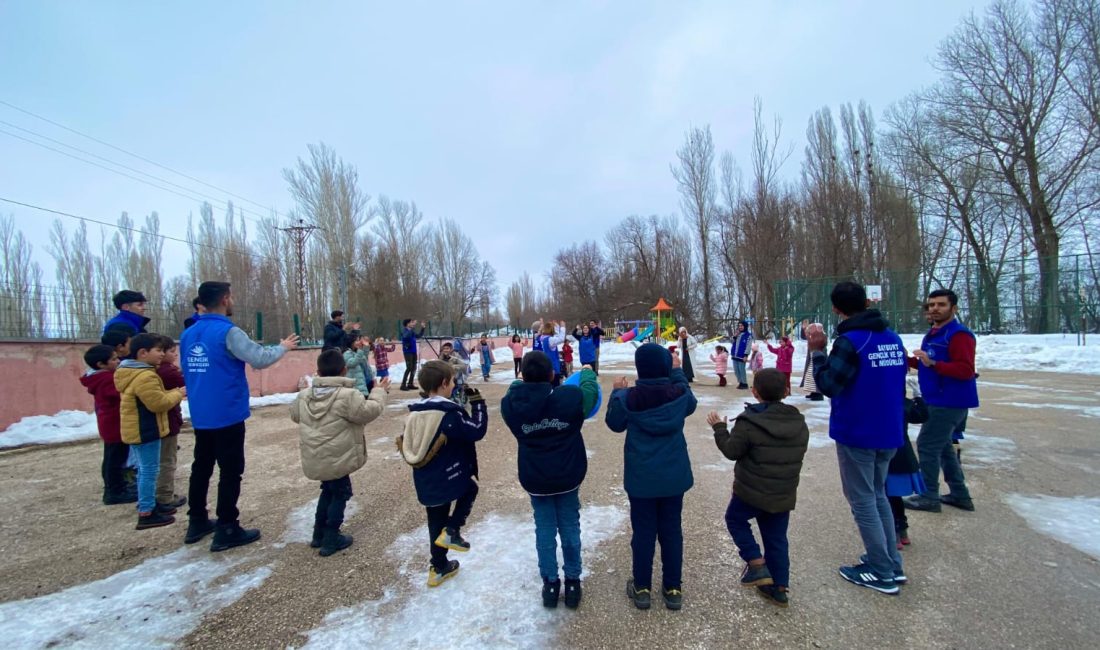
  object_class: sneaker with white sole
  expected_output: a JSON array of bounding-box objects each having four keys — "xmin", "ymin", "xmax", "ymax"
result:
[
  {"xmin": 839, "ymin": 564, "xmax": 899, "ymax": 595},
  {"xmin": 859, "ymin": 554, "xmax": 907, "ymax": 584}
]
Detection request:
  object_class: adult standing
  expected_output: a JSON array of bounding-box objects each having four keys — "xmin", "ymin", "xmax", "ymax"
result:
[
  {"xmin": 399, "ymin": 318, "xmax": 426, "ymax": 391},
  {"xmin": 571, "ymin": 322, "xmax": 602, "ymax": 375},
  {"xmin": 903, "ymin": 289, "xmax": 978, "ymax": 513},
  {"xmin": 323, "ymin": 310, "xmax": 358, "ymax": 351},
  {"xmin": 731, "ymin": 320, "xmax": 752, "ymax": 390},
  {"xmin": 588, "ymin": 319, "xmax": 604, "ymax": 373},
  {"xmin": 183, "ymin": 297, "xmax": 206, "ymax": 329},
  {"xmin": 677, "ymin": 327, "xmax": 695, "ymax": 383},
  {"xmin": 180, "ymin": 281, "xmax": 299, "ymax": 551},
  {"xmin": 799, "ymin": 320, "xmax": 825, "ymax": 401},
  {"xmin": 103, "ymin": 290, "xmax": 150, "ymax": 335},
  {"xmin": 810, "ymin": 282, "xmax": 906, "ymax": 595}
]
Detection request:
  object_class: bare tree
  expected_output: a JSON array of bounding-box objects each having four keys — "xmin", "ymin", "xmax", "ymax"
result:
[
  {"xmin": 0, "ymin": 215, "xmax": 45, "ymax": 337},
  {"xmin": 425, "ymin": 219, "xmax": 498, "ymax": 328},
  {"xmin": 671, "ymin": 126, "xmax": 717, "ymax": 334}
]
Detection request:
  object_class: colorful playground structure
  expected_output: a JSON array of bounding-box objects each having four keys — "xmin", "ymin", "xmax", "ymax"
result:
[{"xmin": 616, "ymin": 298, "xmax": 679, "ymax": 344}]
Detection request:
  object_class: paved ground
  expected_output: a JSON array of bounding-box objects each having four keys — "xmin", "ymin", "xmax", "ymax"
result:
[{"xmin": 0, "ymin": 364, "xmax": 1098, "ymax": 649}]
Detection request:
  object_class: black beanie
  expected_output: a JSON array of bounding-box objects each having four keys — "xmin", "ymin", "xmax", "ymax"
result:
[
  {"xmin": 521, "ymin": 350, "xmax": 554, "ymax": 383},
  {"xmin": 635, "ymin": 343, "xmax": 672, "ymax": 379}
]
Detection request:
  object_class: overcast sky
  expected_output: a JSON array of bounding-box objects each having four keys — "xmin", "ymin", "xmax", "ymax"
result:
[{"xmin": 0, "ymin": 0, "xmax": 986, "ymax": 293}]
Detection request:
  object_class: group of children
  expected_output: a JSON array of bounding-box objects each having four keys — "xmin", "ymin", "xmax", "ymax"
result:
[{"xmin": 83, "ymin": 328, "xmax": 188, "ymax": 530}]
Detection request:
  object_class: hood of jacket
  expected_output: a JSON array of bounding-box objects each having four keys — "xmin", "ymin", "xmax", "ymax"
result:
[
  {"xmin": 836, "ymin": 309, "xmax": 891, "ymax": 335},
  {"xmin": 114, "ymin": 359, "xmax": 154, "ymax": 393},
  {"xmin": 80, "ymin": 368, "xmax": 115, "ymax": 394},
  {"xmin": 739, "ymin": 402, "xmax": 808, "ymax": 441},
  {"xmin": 304, "ymin": 376, "xmax": 356, "ymax": 419}
]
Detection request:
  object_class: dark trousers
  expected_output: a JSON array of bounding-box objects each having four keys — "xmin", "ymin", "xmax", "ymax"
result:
[
  {"xmin": 889, "ymin": 495, "xmax": 908, "ymax": 532},
  {"xmin": 102, "ymin": 441, "xmax": 129, "ymax": 494},
  {"xmin": 426, "ymin": 479, "xmax": 479, "ymax": 571},
  {"xmin": 401, "ymin": 354, "xmax": 418, "ymax": 388},
  {"xmin": 315, "ymin": 475, "xmax": 353, "ymax": 530},
  {"xmin": 718, "ymin": 374, "xmax": 727, "ymax": 387},
  {"xmin": 628, "ymin": 494, "xmax": 684, "ymax": 590},
  {"xmin": 724, "ymin": 494, "xmax": 791, "ymax": 587},
  {"xmin": 917, "ymin": 406, "xmax": 971, "ymax": 500},
  {"xmin": 513, "ymin": 358, "xmax": 521, "ymax": 377},
  {"xmin": 187, "ymin": 421, "xmax": 246, "ymax": 525}
]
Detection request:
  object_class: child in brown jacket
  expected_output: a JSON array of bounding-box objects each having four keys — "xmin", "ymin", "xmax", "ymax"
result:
[{"xmin": 290, "ymin": 349, "xmax": 389, "ymax": 556}]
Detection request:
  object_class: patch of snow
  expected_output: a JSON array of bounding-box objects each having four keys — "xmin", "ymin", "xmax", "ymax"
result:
[
  {"xmin": 994, "ymin": 402, "xmax": 1100, "ymax": 418},
  {"xmin": 0, "ymin": 547, "xmax": 271, "ymax": 649},
  {"xmin": 0, "ymin": 410, "xmax": 99, "ymax": 449},
  {"xmin": 298, "ymin": 505, "xmax": 627, "ymax": 649},
  {"xmin": 387, "ymin": 397, "xmax": 423, "ymax": 410},
  {"xmin": 699, "ymin": 462, "xmax": 732, "ymax": 472},
  {"xmin": 275, "ymin": 498, "xmax": 362, "ymax": 548},
  {"xmin": 1005, "ymin": 494, "xmax": 1100, "ymax": 560},
  {"xmin": 960, "ymin": 432, "xmax": 1016, "ymax": 467}
]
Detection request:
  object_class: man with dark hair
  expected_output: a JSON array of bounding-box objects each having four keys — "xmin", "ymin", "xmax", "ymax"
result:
[
  {"xmin": 809, "ymin": 281, "xmax": 907, "ymax": 595},
  {"xmin": 103, "ymin": 290, "xmax": 150, "ymax": 335},
  {"xmin": 184, "ymin": 297, "xmax": 206, "ymax": 330},
  {"xmin": 903, "ymin": 288, "xmax": 978, "ymax": 513},
  {"xmin": 399, "ymin": 318, "xmax": 426, "ymax": 391},
  {"xmin": 180, "ymin": 280, "xmax": 300, "ymax": 551},
  {"xmin": 323, "ymin": 310, "xmax": 358, "ymax": 351}
]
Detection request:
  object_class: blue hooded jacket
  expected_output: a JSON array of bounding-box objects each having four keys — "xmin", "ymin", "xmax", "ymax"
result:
[
  {"xmin": 605, "ymin": 367, "xmax": 697, "ymax": 498},
  {"xmin": 733, "ymin": 322, "xmax": 752, "ymax": 360},
  {"xmin": 103, "ymin": 310, "xmax": 150, "ymax": 336},
  {"xmin": 402, "ymin": 397, "xmax": 487, "ymax": 506}
]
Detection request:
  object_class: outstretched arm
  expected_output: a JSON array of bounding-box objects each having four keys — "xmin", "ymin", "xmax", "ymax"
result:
[{"xmin": 226, "ymin": 327, "xmax": 287, "ymax": 369}]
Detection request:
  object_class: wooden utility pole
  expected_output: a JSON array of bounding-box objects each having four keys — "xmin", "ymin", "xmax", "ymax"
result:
[{"xmin": 278, "ymin": 219, "xmax": 319, "ymax": 318}]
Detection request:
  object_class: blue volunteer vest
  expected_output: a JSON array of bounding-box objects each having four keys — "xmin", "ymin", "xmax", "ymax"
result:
[
  {"xmin": 829, "ymin": 328, "xmax": 906, "ymax": 449},
  {"xmin": 180, "ymin": 314, "xmax": 250, "ymax": 429},
  {"xmin": 579, "ymin": 336, "xmax": 596, "ymax": 364},
  {"xmin": 918, "ymin": 319, "xmax": 980, "ymax": 409},
  {"xmin": 532, "ymin": 336, "xmax": 544, "ymax": 353},
  {"xmin": 539, "ymin": 334, "xmax": 561, "ymax": 373}
]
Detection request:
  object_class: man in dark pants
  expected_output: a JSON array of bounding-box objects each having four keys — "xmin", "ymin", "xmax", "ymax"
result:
[
  {"xmin": 810, "ymin": 282, "xmax": 907, "ymax": 595},
  {"xmin": 180, "ymin": 281, "xmax": 299, "ymax": 551},
  {"xmin": 904, "ymin": 289, "xmax": 978, "ymax": 513},
  {"xmin": 399, "ymin": 318, "xmax": 425, "ymax": 391}
]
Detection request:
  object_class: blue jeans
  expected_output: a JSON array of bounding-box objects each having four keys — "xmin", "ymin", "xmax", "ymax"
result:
[
  {"xmin": 733, "ymin": 360, "xmax": 748, "ymax": 386},
  {"xmin": 530, "ymin": 490, "xmax": 582, "ymax": 581},
  {"xmin": 629, "ymin": 494, "xmax": 684, "ymax": 590},
  {"xmin": 917, "ymin": 406, "xmax": 971, "ymax": 499},
  {"xmin": 133, "ymin": 439, "xmax": 162, "ymax": 514},
  {"xmin": 724, "ymin": 494, "xmax": 791, "ymax": 587},
  {"xmin": 481, "ymin": 362, "xmax": 491, "ymax": 379},
  {"xmin": 836, "ymin": 443, "xmax": 902, "ymax": 580}
]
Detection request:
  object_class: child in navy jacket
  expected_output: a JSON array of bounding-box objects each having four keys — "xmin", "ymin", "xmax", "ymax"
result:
[
  {"xmin": 606, "ymin": 343, "xmax": 697, "ymax": 611},
  {"xmin": 397, "ymin": 360, "xmax": 489, "ymax": 587}
]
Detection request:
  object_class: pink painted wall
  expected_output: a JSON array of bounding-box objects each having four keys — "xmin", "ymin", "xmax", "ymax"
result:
[{"xmin": 0, "ymin": 337, "xmax": 516, "ymax": 430}]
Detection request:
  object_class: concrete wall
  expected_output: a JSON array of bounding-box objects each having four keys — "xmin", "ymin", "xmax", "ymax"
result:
[{"xmin": 0, "ymin": 336, "xmax": 516, "ymax": 430}]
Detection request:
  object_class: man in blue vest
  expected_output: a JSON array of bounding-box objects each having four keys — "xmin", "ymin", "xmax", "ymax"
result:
[
  {"xmin": 810, "ymin": 282, "xmax": 907, "ymax": 595},
  {"xmin": 180, "ymin": 281, "xmax": 299, "ymax": 551},
  {"xmin": 903, "ymin": 289, "xmax": 978, "ymax": 513},
  {"xmin": 103, "ymin": 290, "xmax": 151, "ymax": 335},
  {"xmin": 399, "ymin": 318, "xmax": 426, "ymax": 391}
]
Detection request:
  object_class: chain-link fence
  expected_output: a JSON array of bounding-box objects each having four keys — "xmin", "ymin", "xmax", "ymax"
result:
[{"xmin": 773, "ymin": 254, "xmax": 1099, "ymax": 335}]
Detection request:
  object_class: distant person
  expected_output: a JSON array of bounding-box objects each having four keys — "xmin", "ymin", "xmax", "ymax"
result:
[
  {"xmin": 575, "ymin": 326, "xmax": 598, "ymax": 376},
  {"xmin": 183, "ymin": 297, "xmax": 206, "ymax": 329},
  {"xmin": 767, "ymin": 335, "xmax": 795, "ymax": 388},
  {"xmin": 560, "ymin": 338, "xmax": 574, "ymax": 378},
  {"xmin": 290, "ymin": 349, "xmax": 388, "ymax": 557},
  {"xmin": 80, "ymin": 344, "xmax": 133, "ymax": 505},
  {"xmin": 323, "ymin": 310, "xmax": 358, "ymax": 351},
  {"xmin": 502, "ymin": 352, "xmax": 599, "ymax": 609},
  {"xmin": 343, "ymin": 333, "xmax": 376, "ymax": 395},
  {"xmin": 731, "ymin": 321, "xmax": 752, "ymax": 390},
  {"xmin": 103, "ymin": 290, "xmax": 150, "ymax": 336},
  {"xmin": 799, "ymin": 321, "xmax": 825, "ymax": 401},
  {"xmin": 589, "ymin": 320, "xmax": 605, "ymax": 372},
  {"xmin": 709, "ymin": 345, "xmax": 729, "ymax": 387},
  {"xmin": 537, "ymin": 321, "xmax": 567, "ymax": 386},
  {"xmin": 709, "ymin": 368, "xmax": 809, "ymax": 608},
  {"xmin": 810, "ymin": 282, "xmax": 906, "ymax": 595},
  {"xmin": 372, "ymin": 336, "xmax": 397, "ymax": 382},
  {"xmin": 477, "ymin": 335, "xmax": 494, "ymax": 381},
  {"xmin": 606, "ymin": 343, "xmax": 696, "ymax": 611},
  {"xmin": 115, "ymin": 333, "xmax": 186, "ymax": 530},
  {"xmin": 180, "ymin": 281, "xmax": 299, "ymax": 551},
  {"xmin": 397, "ymin": 361, "xmax": 488, "ymax": 587},
  {"xmin": 903, "ymin": 289, "xmax": 978, "ymax": 513},
  {"xmin": 677, "ymin": 327, "xmax": 696, "ymax": 384},
  {"xmin": 508, "ymin": 335, "xmax": 526, "ymax": 378},
  {"xmin": 399, "ymin": 318, "xmax": 426, "ymax": 391},
  {"xmin": 154, "ymin": 336, "xmax": 187, "ymax": 513}
]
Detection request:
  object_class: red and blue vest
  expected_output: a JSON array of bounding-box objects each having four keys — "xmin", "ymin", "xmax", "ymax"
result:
[{"xmin": 918, "ymin": 319, "xmax": 979, "ymax": 409}]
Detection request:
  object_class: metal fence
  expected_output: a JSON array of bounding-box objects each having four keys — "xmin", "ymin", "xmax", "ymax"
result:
[{"xmin": 773, "ymin": 254, "xmax": 1099, "ymax": 335}]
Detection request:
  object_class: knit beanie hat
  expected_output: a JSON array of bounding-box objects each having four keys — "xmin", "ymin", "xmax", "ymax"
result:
[
  {"xmin": 521, "ymin": 350, "xmax": 554, "ymax": 383},
  {"xmin": 635, "ymin": 343, "xmax": 672, "ymax": 379}
]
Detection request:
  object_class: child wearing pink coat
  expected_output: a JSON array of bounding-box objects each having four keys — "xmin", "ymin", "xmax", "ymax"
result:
[
  {"xmin": 710, "ymin": 345, "xmax": 730, "ymax": 387},
  {"xmin": 767, "ymin": 336, "xmax": 795, "ymax": 388}
]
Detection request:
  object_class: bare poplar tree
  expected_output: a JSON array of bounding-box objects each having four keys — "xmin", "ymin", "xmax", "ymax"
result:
[
  {"xmin": 0, "ymin": 215, "xmax": 45, "ymax": 337},
  {"xmin": 671, "ymin": 126, "xmax": 717, "ymax": 334}
]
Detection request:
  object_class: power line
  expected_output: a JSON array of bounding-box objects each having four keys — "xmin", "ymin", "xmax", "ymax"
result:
[
  {"xmin": 0, "ymin": 123, "xmax": 271, "ymax": 228},
  {"xmin": 0, "ymin": 196, "xmax": 282, "ymax": 265},
  {"xmin": 0, "ymin": 99, "xmax": 281, "ymax": 216}
]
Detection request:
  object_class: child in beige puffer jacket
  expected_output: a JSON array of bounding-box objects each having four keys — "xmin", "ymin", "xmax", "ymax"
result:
[{"xmin": 290, "ymin": 349, "xmax": 389, "ymax": 556}]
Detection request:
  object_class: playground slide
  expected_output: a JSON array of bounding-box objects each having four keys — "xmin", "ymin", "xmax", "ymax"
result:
[
  {"xmin": 618, "ymin": 327, "xmax": 639, "ymax": 343},
  {"xmin": 661, "ymin": 325, "xmax": 677, "ymax": 341},
  {"xmin": 636, "ymin": 325, "xmax": 655, "ymax": 341}
]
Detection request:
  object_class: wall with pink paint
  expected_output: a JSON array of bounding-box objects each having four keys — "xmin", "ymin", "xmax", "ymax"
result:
[{"xmin": 0, "ymin": 337, "xmax": 517, "ymax": 430}]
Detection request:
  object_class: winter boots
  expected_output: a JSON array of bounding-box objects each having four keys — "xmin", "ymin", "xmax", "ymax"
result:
[
  {"xmin": 318, "ymin": 528, "xmax": 354, "ymax": 557},
  {"xmin": 209, "ymin": 522, "xmax": 261, "ymax": 552}
]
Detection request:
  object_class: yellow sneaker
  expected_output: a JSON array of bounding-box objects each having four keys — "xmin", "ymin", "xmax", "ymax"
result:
[
  {"xmin": 427, "ymin": 560, "xmax": 461, "ymax": 587},
  {"xmin": 434, "ymin": 529, "xmax": 470, "ymax": 552}
]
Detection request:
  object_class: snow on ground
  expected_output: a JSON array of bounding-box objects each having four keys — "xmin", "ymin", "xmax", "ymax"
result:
[
  {"xmin": 1005, "ymin": 494, "xmax": 1100, "ymax": 561},
  {"xmin": 992, "ymin": 401, "xmax": 1100, "ymax": 418},
  {"xmin": 0, "ymin": 410, "xmax": 98, "ymax": 449},
  {"xmin": 960, "ymin": 432, "xmax": 1017, "ymax": 467},
  {"xmin": 274, "ymin": 498, "xmax": 362, "ymax": 548},
  {"xmin": 298, "ymin": 505, "xmax": 627, "ymax": 650},
  {"xmin": 0, "ymin": 548, "xmax": 272, "ymax": 649}
]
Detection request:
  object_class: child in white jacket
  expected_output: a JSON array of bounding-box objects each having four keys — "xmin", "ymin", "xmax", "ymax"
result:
[{"xmin": 290, "ymin": 349, "xmax": 389, "ymax": 556}]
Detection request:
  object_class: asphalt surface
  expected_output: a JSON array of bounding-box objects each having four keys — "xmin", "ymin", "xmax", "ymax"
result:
[{"xmin": 0, "ymin": 364, "xmax": 1097, "ymax": 649}]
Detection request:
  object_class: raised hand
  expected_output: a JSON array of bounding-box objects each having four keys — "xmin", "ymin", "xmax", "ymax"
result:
[
  {"xmin": 281, "ymin": 334, "xmax": 301, "ymax": 350},
  {"xmin": 613, "ymin": 376, "xmax": 629, "ymax": 390},
  {"xmin": 706, "ymin": 411, "xmax": 727, "ymax": 427}
]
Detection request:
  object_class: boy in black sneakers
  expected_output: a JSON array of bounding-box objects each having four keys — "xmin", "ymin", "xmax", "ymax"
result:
[
  {"xmin": 708, "ymin": 368, "xmax": 809, "ymax": 607},
  {"xmin": 397, "ymin": 360, "xmax": 488, "ymax": 587}
]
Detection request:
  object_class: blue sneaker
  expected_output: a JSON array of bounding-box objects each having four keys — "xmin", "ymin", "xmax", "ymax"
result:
[
  {"xmin": 839, "ymin": 564, "xmax": 899, "ymax": 595},
  {"xmin": 859, "ymin": 554, "xmax": 907, "ymax": 584}
]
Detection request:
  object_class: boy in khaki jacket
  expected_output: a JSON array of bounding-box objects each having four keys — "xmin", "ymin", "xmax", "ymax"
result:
[{"xmin": 290, "ymin": 349, "xmax": 389, "ymax": 556}]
